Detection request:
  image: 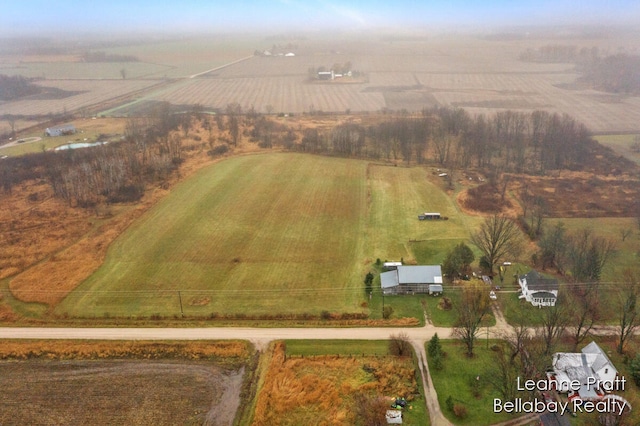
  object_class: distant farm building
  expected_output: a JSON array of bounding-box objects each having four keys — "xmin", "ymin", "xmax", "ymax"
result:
[
  {"xmin": 45, "ymin": 124, "xmax": 76, "ymax": 137},
  {"xmin": 381, "ymin": 265, "xmax": 443, "ymax": 295},
  {"xmin": 418, "ymin": 212, "xmax": 441, "ymax": 220},
  {"xmin": 317, "ymin": 71, "xmax": 334, "ymax": 80},
  {"xmin": 285, "ymin": 52, "xmax": 296, "ymax": 57}
]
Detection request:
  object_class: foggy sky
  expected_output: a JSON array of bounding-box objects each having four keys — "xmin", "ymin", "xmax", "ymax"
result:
[{"xmin": 2, "ymin": 0, "xmax": 639, "ymax": 35}]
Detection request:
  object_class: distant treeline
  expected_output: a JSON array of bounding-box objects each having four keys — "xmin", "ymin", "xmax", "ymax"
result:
[
  {"xmin": 81, "ymin": 51, "xmax": 139, "ymax": 63},
  {"xmin": 291, "ymin": 107, "xmax": 624, "ymax": 175},
  {"xmin": 0, "ymin": 74, "xmax": 41, "ymax": 101},
  {"xmin": 578, "ymin": 54, "xmax": 640, "ymax": 94},
  {"xmin": 519, "ymin": 44, "xmax": 600, "ymax": 64},
  {"xmin": 520, "ymin": 44, "xmax": 640, "ymax": 94}
]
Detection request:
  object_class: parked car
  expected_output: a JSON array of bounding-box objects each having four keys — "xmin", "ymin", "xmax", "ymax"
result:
[{"xmin": 489, "ymin": 291, "xmax": 497, "ymax": 300}]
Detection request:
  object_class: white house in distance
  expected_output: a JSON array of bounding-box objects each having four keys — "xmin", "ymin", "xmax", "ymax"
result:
[
  {"xmin": 550, "ymin": 341, "xmax": 618, "ymax": 400},
  {"xmin": 381, "ymin": 265, "xmax": 443, "ymax": 295},
  {"xmin": 518, "ymin": 270, "xmax": 559, "ymax": 307},
  {"xmin": 45, "ymin": 123, "xmax": 76, "ymax": 137}
]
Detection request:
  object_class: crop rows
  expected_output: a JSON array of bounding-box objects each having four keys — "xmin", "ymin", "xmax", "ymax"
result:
[
  {"xmin": 0, "ymin": 79, "xmax": 159, "ymax": 117},
  {"xmin": 416, "ymin": 72, "xmax": 640, "ymax": 133},
  {"xmin": 0, "ymin": 61, "xmax": 171, "ymax": 80},
  {"xmin": 153, "ymin": 76, "xmax": 385, "ymax": 113}
]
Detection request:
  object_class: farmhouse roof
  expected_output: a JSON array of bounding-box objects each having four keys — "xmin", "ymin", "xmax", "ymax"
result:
[
  {"xmin": 521, "ymin": 270, "xmax": 558, "ymax": 292},
  {"xmin": 381, "ymin": 266, "xmax": 443, "ymax": 289},
  {"xmin": 381, "ymin": 271, "xmax": 399, "ymax": 289},
  {"xmin": 47, "ymin": 123, "xmax": 76, "ymax": 132},
  {"xmin": 530, "ymin": 291, "xmax": 557, "ymax": 299},
  {"xmin": 582, "ymin": 341, "xmax": 616, "ymax": 375},
  {"xmin": 553, "ymin": 352, "xmax": 595, "ymax": 384},
  {"xmin": 397, "ymin": 265, "xmax": 443, "ymax": 284},
  {"xmin": 552, "ymin": 342, "xmax": 616, "ymax": 385}
]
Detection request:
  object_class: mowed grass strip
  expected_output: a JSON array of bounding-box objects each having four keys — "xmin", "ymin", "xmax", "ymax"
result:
[
  {"xmin": 367, "ymin": 164, "xmax": 474, "ymax": 264},
  {"xmin": 57, "ymin": 153, "xmax": 368, "ymax": 317}
]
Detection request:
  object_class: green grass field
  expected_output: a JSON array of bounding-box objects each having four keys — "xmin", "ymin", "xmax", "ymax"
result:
[
  {"xmin": 594, "ymin": 134, "xmax": 640, "ymax": 165},
  {"xmin": 58, "ymin": 153, "xmax": 368, "ymax": 317},
  {"xmin": 428, "ymin": 341, "xmax": 519, "ymax": 425},
  {"xmin": 56, "ymin": 153, "xmax": 473, "ymax": 318}
]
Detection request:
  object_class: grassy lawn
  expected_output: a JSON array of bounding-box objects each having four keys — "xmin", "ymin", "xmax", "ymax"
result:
[
  {"xmin": 366, "ymin": 164, "xmax": 479, "ymax": 265},
  {"xmin": 285, "ymin": 340, "xmax": 391, "ymax": 356},
  {"xmin": 594, "ymin": 134, "xmax": 640, "ymax": 166},
  {"xmin": 58, "ymin": 153, "xmax": 369, "ymax": 317},
  {"xmin": 428, "ymin": 341, "xmax": 520, "ymax": 425}
]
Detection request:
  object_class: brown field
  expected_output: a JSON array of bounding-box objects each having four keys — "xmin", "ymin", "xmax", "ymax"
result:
[
  {"xmin": 252, "ymin": 342, "xmax": 420, "ymax": 426},
  {"xmin": 144, "ymin": 35, "xmax": 640, "ymax": 132},
  {"xmin": 0, "ymin": 341, "xmax": 249, "ymax": 426},
  {"xmin": 151, "ymin": 76, "xmax": 385, "ymax": 114},
  {"xmin": 2, "ymin": 33, "xmax": 640, "ymax": 134},
  {"xmin": 0, "ymin": 79, "xmax": 161, "ymax": 119}
]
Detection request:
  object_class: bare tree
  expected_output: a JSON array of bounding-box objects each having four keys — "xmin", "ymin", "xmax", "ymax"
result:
[
  {"xmin": 538, "ymin": 222, "xmax": 568, "ymax": 273},
  {"xmin": 570, "ymin": 283, "xmax": 600, "ymax": 350},
  {"xmin": 388, "ymin": 332, "xmax": 412, "ymax": 357},
  {"xmin": 5, "ymin": 114, "xmax": 16, "ymax": 137},
  {"xmin": 471, "ymin": 215, "xmax": 523, "ymax": 276},
  {"xmin": 620, "ymin": 228, "xmax": 632, "ymax": 242},
  {"xmin": 486, "ymin": 345, "xmax": 522, "ymax": 402},
  {"xmin": 616, "ymin": 269, "xmax": 640, "ymax": 354},
  {"xmin": 567, "ymin": 229, "xmax": 616, "ymax": 283},
  {"xmin": 501, "ymin": 312, "xmax": 532, "ymax": 364},
  {"xmin": 226, "ymin": 103, "xmax": 242, "ymax": 146},
  {"xmin": 538, "ymin": 296, "xmax": 572, "ymax": 356},
  {"xmin": 453, "ymin": 284, "xmax": 491, "ymax": 357}
]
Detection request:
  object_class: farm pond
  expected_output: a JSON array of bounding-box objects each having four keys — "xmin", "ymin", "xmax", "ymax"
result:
[
  {"xmin": 0, "ymin": 359, "xmax": 244, "ymax": 426},
  {"xmin": 54, "ymin": 141, "xmax": 108, "ymax": 151}
]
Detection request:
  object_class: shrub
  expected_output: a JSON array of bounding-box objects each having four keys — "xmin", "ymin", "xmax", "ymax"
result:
[
  {"xmin": 453, "ymin": 403, "xmax": 468, "ymax": 418},
  {"xmin": 388, "ymin": 332, "xmax": 412, "ymax": 357},
  {"xmin": 207, "ymin": 144, "xmax": 229, "ymax": 156},
  {"xmin": 445, "ymin": 395, "xmax": 454, "ymax": 412},
  {"xmin": 382, "ymin": 306, "xmax": 394, "ymax": 319},
  {"xmin": 438, "ymin": 297, "xmax": 452, "ymax": 311}
]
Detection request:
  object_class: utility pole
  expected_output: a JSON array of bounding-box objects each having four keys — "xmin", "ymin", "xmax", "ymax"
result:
[{"xmin": 178, "ymin": 291, "xmax": 184, "ymax": 317}]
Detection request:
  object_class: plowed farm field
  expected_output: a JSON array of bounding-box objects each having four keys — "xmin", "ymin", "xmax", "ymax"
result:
[
  {"xmin": 0, "ymin": 360, "xmax": 243, "ymax": 426},
  {"xmin": 151, "ymin": 76, "xmax": 385, "ymax": 114},
  {"xmin": 0, "ymin": 79, "xmax": 161, "ymax": 117}
]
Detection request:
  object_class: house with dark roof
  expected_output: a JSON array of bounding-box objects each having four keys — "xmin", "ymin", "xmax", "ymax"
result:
[
  {"xmin": 381, "ymin": 265, "xmax": 443, "ymax": 295},
  {"xmin": 518, "ymin": 270, "xmax": 558, "ymax": 307}
]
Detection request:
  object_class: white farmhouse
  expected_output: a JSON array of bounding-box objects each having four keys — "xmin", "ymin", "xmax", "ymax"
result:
[
  {"xmin": 550, "ymin": 341, "xmax": 618, "ymax": 400},
  {"xmin": 518, "ymin": 270, "xmax": 558, "ymax": 307}
]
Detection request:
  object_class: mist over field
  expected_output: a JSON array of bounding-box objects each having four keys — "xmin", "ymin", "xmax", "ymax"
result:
[{"xmin": 1, "ymin": 0, "xmax": 639, "ymax": 36}]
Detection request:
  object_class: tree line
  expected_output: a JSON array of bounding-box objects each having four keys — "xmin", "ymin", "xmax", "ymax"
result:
[
  {"xmin": 520, "ymin": 44, "xmax": 640, "ymax": 95},
  {"xmin": 293, "ymin": 107, "xmax": 615, "ymax": 176},
  {"xmin": 0, "ymin": 102, "xmax": 188, "ymax": 209},
  {"xmin": 0, "ymin": 74, "xmax": 41, "ymax": 101}
]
